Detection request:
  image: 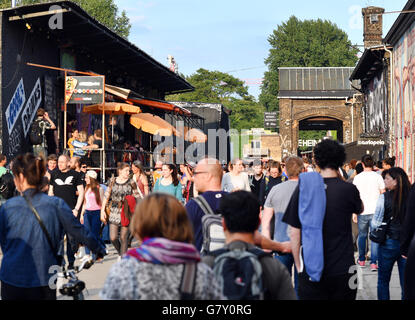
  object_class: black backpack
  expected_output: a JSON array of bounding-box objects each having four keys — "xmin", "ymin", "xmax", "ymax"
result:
[
  {"xmin": 29, "ymin": 119, "xmax": 43, "ymax": 145},
  {"xmin": 0, "ymin": 171, "xmax": 16, "ymax": 200}
]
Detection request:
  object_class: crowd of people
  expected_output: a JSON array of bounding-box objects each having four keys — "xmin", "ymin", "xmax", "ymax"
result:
[{"xmin": 0, "ymin": 138, "xmax": 415, "ymax": 301}]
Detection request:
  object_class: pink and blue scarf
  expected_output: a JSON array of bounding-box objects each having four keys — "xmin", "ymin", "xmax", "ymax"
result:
[{"xmin": 125, "ymin": 237, "xmax": 201, "ymax": 264}]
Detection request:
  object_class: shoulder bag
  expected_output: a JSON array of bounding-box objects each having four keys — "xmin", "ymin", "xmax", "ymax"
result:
[
  {"xmin": 23, "ymin": 194, "xmax": 62, "ymax": 265},
  {"xmin": 369, "ymin": 217, "xmax": 392, "ymax": 244},
  {"xmin": 104, "ymin": 177, "xmax": 116, "ymax": 221}
]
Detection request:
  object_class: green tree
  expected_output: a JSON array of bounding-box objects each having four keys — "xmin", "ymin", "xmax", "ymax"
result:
[
  {"xmin": 168, "ymin": 68, "xmax": 264, "ymax": 131},
  {"xmin": 168, "ymin": 68, "xmax": 252, "ymax": 103},
  {"xmin": 260, "ymin": 16, "xmax": 359, "ymax": 128},
  {"xmin": 0, "ymin": 0, "xmax": 131, "ymax": 38}
]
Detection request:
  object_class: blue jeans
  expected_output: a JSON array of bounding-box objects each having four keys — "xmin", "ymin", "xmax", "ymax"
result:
[
  {"xmin": 83, "ymin": 210, "xmax": 101, "ymax": 259},
  {"xmin": 357, "ymin": 214, "xmax": 378, "ymax": 264},
  {"xmin": 275, "ymin": 253, "xmax": 298, "ymax": 297},
  {"xmin": 378, "ymin": 238, "xmax": 406, "ymax": 300}
]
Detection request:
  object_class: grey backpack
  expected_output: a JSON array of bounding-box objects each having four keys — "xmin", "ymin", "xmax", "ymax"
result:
[
  {"xmin": 211, "ymin": 247, "xmax": 266, "ymax": 300},
  {"xmin": 193, "ymin": 195, "xmax": 226, "ymax": 254}
]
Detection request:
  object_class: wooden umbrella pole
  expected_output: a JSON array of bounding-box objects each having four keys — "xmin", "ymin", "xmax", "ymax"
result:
[
  {"xmin": 102, "ymin": 77, "xmax": 106, "ymax": 182},
  {"xmin": 64, "ymin": 71, "xmax": 67, "ymax": 154}
]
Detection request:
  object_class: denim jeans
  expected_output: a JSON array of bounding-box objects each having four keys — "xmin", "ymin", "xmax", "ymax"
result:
[
  {"xmin": 83, "ymin": 210, "xmax": 101, "ymax": 259},
  {"xmin": 357, "ymin": 214, "xmax": 378, "ymax": 264},
  {"xmin": 275, "ymin": 253, "xmax": 298, "ymax": 297},
  {"xmin": 378, "ymin": 238, "xmax": 406, "ymax": 300}
]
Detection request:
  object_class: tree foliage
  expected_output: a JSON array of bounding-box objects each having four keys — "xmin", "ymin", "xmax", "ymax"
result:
[
  {"xmin": 167, "ymin": 68, "xmax": 264, "ymax": 131},
  {"xmin": 260, "ymin": 16, "xmax": 359, "ymax": 124},
  {"xmin": 0, "ymin": 0, "xmax": 131, "ymax": 38}
]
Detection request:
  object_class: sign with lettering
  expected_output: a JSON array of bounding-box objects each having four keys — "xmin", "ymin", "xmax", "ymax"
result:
[
  {"xmin": 298, "ymin": 139, "xmax": 319, "ymax": 147},
  {"xmin": 357, "ymin": 140, "xmax": 385, "ymax": 146},
  {"xmin": 65, "ymin": 76, "xmax": 104, "ymax": 105},
  {"xmin": 5, "ymin": 78, "xmax": 26, "ymax": 133},
  {"xmin": 264, "ymin": 112, "xmax": 278, "ymax": 128},
  {"xmin": 22, "ymin": 78, "xmax": 42, "ymax": 137}
]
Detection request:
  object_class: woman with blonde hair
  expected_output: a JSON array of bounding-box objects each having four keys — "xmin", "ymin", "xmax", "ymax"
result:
[
  {"xmin": 221, "ymin": 158, "xmax": 251, "ymax": 192},
  {"xmin": 100, "ymin": 193, "xmax": 223, "ymax": 300},
  {"xmin": 72, "ymin": 130, "xmax": 88, "ymax": 158}
]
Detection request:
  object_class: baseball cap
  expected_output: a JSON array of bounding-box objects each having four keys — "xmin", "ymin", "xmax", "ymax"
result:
[{"xmin": 86, "ymin": 170, "xmax": 98, "ymax": 180}]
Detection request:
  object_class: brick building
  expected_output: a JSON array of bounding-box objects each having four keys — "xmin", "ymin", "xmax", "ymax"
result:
[{"xmin": 278, "ymin": 67, "xmax": 362, "ymax": 158}]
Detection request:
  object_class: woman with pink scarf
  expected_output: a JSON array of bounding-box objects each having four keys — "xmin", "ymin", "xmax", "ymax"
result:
[{"xmin": 100, "ymin": 193, "xmax": 224, "ymax": 300}]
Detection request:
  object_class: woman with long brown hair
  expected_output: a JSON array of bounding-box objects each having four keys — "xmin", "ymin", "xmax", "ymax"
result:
[
  {"xmin": 100, "ymin": 193, "xmax": 223, "ymax": 300},
  {"xmin": 372, "ymin": 167, "xmax": 411, "ymax": 300},
  {"xmin": 131, "ymin": 160, "xmax": 149, "ymax": 197},
  {"xmin": 153, "ymin": 163, "xmax": 183, "ymax": 202},
  {"xmin": 101, "ymin": 163, "xmax": 140, "ymax": 260},
  {"xmin": 80, "ymin": 170, "xmax": 104, "ymax": 262}
]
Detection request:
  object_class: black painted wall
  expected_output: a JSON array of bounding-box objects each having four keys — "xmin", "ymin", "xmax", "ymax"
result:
[{"xmin": 1, "ymin": 13, "xmax": 60, "ymax": 160}]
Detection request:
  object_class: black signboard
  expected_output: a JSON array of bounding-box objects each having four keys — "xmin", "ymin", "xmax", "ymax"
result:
[
  {"xmin": 264, "ymin": 112, "xmax": 278, "ymax": 128},
  {"xmin": 65, "ymin": 76, "xmax": 104, "ymax": 105}
]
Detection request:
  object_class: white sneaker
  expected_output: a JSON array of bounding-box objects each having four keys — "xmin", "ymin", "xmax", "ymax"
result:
[
  {"xmin": 117, "ymin": 256, "xmax": 122, "ymax": 262},
  {"xmin": 79, "ymin": 254, "xmax": 90, "ymax": 263},
  {"xmin": 75, "ymin": 247, "xmax": 85, "ymax": 259}
]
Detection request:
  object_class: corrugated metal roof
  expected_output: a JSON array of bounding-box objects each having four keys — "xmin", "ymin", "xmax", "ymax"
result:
[{"xmin": 279, "ymin": 67, "xmax": 358, "ymax": 92}]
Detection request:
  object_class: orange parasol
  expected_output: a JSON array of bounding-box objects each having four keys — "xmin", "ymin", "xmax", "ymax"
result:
[
  {"xmin": 82, "ymin": 102, "xmax": 141, "ymax": 115},
  {"xmin": 184, "ymin": 127, "xmax": 207, "ymax": 143},
  {"xmin": 130, "ymin": 113, "xmax": 180, "ymax": 136}
]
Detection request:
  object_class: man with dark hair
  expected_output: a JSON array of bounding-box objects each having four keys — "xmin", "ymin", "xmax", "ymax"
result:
[
  {"xmin": 249, "ymin": 159, "xmax": 264, "ymax": 200},
  {"xmin": 282, "ymin": 139, "xmax": 363, "ymax": 300},
  {"xmin": 30, "ymin": 108, "xmax": 56, "ymax": 158},
  {"xmin": 353, "ymin": 154, "xmax": 385, "ymax": 271},
  {"xmin": 202, "ymin": 191, "xmax": 296, "ymax": 300}
]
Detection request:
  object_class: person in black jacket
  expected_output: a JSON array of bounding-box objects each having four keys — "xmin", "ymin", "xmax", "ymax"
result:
[
  {"xmin": 401, "ymin": 183, "xmax": 415, "ymax": 258},
  {"xmin": 249, "ymin": 159, "xmax": 264, "ymax": 201},
  {"xmin": 258, "ymin": 161, "xmax": 287, "ymax": 239},
  {"xmin": 259, "ymin": 160, "xmax": 286, "ymax": 207},
  {"xmin": 377, "ymin": 168, "xmax": 411, "ymax": 300},
  {"xmin": 404, "ymin": 234, "xmax": 415, "ymax": 300}
]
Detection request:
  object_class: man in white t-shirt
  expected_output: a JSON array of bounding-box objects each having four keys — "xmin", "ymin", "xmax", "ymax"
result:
[{"xmin": 353, "ymin": 155, "xmax": 385, "ymax": 271}]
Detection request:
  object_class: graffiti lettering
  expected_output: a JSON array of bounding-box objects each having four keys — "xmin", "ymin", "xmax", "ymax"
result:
[
  {"xmin": 22, "ymin": 78, "xmax": 42, "ymax": 137},
  {"xmin": 44, "ymin": 76, "xmax": 57, "ymax": 123},
  {"xmin": 8, "ymin": 125, "xmax": 23, "ymax": 159},
  {"xmin": 5, "ymin": 79, "xmax": 26, "ymax": 133},
  {"xmin": 365, "ymin": 73, "xmax": 386, "ymax": 133}
]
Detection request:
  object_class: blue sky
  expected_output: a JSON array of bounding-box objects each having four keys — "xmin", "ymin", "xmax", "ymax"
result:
[{"xmin": 114, "ymin": 0, "xmax": 408, "ymax": 100}]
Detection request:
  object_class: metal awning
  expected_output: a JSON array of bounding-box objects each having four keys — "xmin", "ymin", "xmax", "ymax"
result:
[{"xmin": 3, "ymin": 1, "xmax": 194, "ymax": 95}]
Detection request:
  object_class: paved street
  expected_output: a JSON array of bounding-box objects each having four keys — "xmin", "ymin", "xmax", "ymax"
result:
[
  {"xmin": 0, "ymin": 244, "xmax": 404, "ymax": 300},
  {"xmin": 61, "ymin": 246, "xmax": 404, "ymax": 300}
]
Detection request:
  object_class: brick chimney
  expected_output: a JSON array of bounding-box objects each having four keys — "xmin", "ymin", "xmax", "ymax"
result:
[{"xmin": 362, "ymin": 6, "xmax": 385, "ymax": 49}]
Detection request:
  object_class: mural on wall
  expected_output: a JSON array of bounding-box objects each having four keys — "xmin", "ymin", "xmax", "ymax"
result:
[
  {"xmin": 4, "ymin": 78, "xmax": 42, "ymax": 159},
  {"xmin": 365, "ymin": 72, "xmax": 387, "ymax": 134},
  {"xmin": 393, "ymin": 21, "xmax": 415, "ymax": 183}
]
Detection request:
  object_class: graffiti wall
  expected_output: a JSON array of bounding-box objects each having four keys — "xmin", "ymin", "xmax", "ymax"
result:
[
  {"xmin": 364, "ymin": 72, "xmax": 387, "ymax": 135},
  {"xmin": 392, "ymin": 20, "xmax": 415, "ymax": 183}
]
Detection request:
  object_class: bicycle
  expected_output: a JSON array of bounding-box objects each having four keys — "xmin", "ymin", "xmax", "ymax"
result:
[{"xmin": 57, "ymin": 256, "xmax": 96, "ymax": 300}]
